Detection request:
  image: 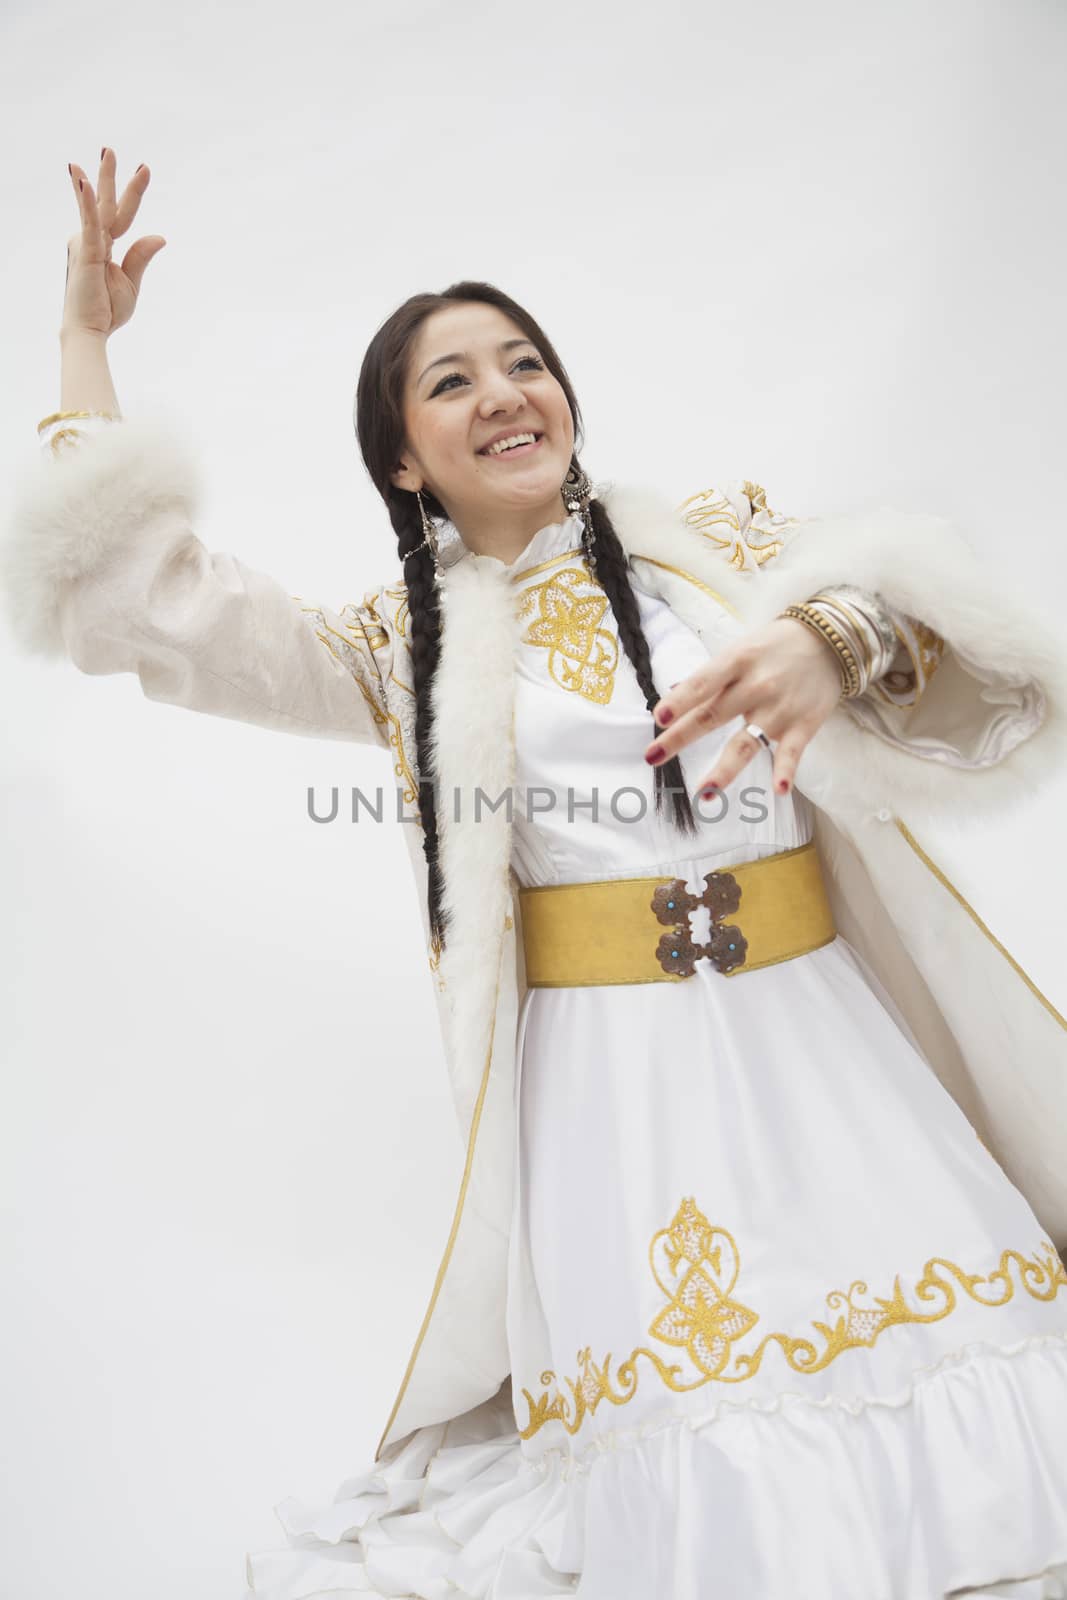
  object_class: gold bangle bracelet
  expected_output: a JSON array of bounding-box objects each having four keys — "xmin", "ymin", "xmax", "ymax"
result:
[
  {"xmin": 780, "ymin": 604, "xmax": 862, "ymax": 697},
  {"xmin": 783, "ymin": 603, "xmax": 862, "ymax": 693},
  {"xmin": 810, "ymin": 595, "xmax": 874, "ymax": 681},
  {"xmin": 801, "ymin": 599, "xmax": 874, "ymax": 696}
]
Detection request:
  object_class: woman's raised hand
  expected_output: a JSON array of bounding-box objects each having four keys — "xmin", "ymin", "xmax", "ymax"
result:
[
  {"xmin": 645, "ymin": 618, "xmax": 845, "ymax": 800},
  {"xmin": 62, "ymin": 148, "xmax": 166, "ymax": 339}
]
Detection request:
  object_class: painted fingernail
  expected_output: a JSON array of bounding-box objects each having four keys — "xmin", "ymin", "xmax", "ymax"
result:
[
  {"xmin": 657, "ymin": 707, "xmax": 674, "ymax": 725},
  {"xmin": 701, "ymin": 784, "xmax": 720, "ymax": 798},
  {"xmin": 68, "ymin": 163, "xmax": 72, "ymax": 177},
  {"xmin": 778, "ymin": 780, "xmax": 789, "ymax": 793},
  {"xmin": 79, "ymin": 179, "xmax": 84, "ymax": 191},
  {"xmin": 645, "ymin": 744, "xmax": 667, "ymax": 765},
  {"xmin": 136, "ymin": 164, "xmax": 145, "ymax": 173},
  {"xmin": 101, "ymin": 146, "xmax": 106, "ymax": 160}
]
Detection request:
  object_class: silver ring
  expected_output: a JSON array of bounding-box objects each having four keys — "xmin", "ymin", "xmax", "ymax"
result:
[{"xmin": 744, "ymin": 721, "xmax": 774, "ymax": 752}]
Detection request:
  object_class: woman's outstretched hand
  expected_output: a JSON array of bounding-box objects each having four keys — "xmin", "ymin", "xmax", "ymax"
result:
[
  {"xmin": 62, "ymin": 148, "xmax": 166, "ymax": 339},
  {"xmin": 646, "ymin": 619, "xmax": 845, "ymax": 800}
]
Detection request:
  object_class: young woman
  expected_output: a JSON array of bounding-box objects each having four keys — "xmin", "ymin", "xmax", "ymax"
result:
[{"xmin": 6, "ymin": 149, "xmax": 1067, "ymax": 1598}]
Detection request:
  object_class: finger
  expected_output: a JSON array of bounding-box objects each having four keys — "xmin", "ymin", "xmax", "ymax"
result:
[
  {"xmin": 768, "ymin": 729, "xmax": 811, "ymax": 797},
  {"xmin": 70, "ymin": 163, "xmax": 105, "ymax": 254},
  {"xmin": 644, "ymin": 676, "xmax": 753, "ymax": 764},
  {"xmin": 119, "ymin": 235, "xmax": 167, "ymax": 295},
  {"xmin": 97, "ymin": 146, "xmax": 117, "ymax": 231},
  {"xmin": 692, "ymin": 727, "xmax": 763, "ymax": 800},
  {"xmin": 694, "ymin": 704, "xmax": 793, "ymax": 796},
  {"xmin": 651, "ymin": 643, "xmax": 755, "ymax": 730},
  {"xmin": 111, "ymin": 162, "xmax": 151, "ymax": 241}
]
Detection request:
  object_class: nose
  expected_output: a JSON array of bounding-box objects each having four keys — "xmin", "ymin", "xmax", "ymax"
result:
[{"xmin": 478, "ymin": 370, "xmax": 527, "ymax": 418}]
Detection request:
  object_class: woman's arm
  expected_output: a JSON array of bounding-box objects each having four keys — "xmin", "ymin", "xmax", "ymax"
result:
[
  {"xmin": 60, "ymin": 325, "xmax": 122, "ymax": 417},
  {"xmin": 2, "ymin": 148, "xmax": 394, "ymax": 748},
  {"xmin": 2, "ymin": 398, "xmax": 395, "ymax": 748}
]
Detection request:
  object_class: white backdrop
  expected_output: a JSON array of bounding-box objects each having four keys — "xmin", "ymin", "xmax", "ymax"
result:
[{"xmin": 2, "ymin": 2, "xmax": 1065, "ymax": 1595}]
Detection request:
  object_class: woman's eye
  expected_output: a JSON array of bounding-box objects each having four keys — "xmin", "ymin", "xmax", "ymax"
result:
[{"xmin": 430, "ymin": 355, "xmax": 544, "ymax": 397}]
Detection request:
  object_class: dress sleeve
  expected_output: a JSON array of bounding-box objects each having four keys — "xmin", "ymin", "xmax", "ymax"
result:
[
  {"xmin": 0, "ymin": 414, "xmax": 394, "ymax": 747},
  {"xmin": 677, "ymin": 478, "xmax": 1047, "ymax": 772}
]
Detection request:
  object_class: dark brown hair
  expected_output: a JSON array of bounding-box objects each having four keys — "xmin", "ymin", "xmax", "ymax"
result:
[{"xmin": 354, "ymin": 280, "xmax": 696, "ymax": 951}]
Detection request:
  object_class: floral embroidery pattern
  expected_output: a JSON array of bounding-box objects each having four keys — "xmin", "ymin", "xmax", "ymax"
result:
[
  {"xmin": 517, "ymin": 1195, "xmax": 1067, "ymax": 1439},
  {"xmin": 515, "ymin": 564, "xmax": 619, "ymax": 705}
]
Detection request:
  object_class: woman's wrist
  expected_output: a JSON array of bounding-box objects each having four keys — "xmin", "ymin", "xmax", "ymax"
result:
[
  {"xmin": 59, "ymin": 325, "xmax": 122, "ymax": 418},
  {"xmin": 776, "ymin": 587, "xmax": 899, "ymax": 700}
]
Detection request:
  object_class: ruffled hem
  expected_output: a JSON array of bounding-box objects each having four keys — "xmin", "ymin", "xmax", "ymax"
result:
[{"xmin": 244, "ymin": 1334, "xmax": 1067, "ymax": 1599}]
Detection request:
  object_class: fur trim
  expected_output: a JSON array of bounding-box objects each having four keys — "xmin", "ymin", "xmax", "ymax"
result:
[
  {"xmin": 0, "ymin": 414, "xmax": 203, "ymax": 658},
  {"xmin": 428, "ymin": 553, "xmax": 522, "ymax": 1133}
]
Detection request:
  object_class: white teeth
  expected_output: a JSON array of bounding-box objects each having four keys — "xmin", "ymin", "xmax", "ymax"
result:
[{"xmin": 485, "ymin": 432, "xmax": 537, "ymax": 455}]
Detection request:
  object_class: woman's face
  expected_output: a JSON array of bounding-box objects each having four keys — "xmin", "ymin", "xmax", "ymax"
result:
[{"xmin": 389, "ymin": 301, "xmax": 576, "ymax": 555}]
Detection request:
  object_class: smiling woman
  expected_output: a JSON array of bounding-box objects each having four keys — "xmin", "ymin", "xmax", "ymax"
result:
[{"xmin": 6, "ymin": 153, "xmax": 1067, "ymax": 1600}]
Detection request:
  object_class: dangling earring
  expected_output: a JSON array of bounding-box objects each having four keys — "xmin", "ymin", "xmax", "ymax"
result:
[
  {"xmin": 408, "ymin": 488, "xmax": 444, "ymax": 585},
  {"xmin": 563, "ymin": 459, "xmax": 599, "ymax": 579}
]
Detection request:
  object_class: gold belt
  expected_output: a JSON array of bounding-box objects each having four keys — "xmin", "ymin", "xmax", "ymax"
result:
[{"xmin": 519, "ymin": 840, "xmax": 836, "ymax": 986}]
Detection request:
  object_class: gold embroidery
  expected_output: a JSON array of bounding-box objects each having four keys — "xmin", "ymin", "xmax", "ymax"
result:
[
  {"xmin": 515, "ymin": 563, "xmax": 619, "ymax": 705},
  {"xmin": 295, "ymin": 598, "xmax": 421, "ymax": 812},
  {"xmin": 676, "ymin": 482, "xmax": 799, "ymax": 572},
  {"xmin": 510, "ymin": 546, "xmax": 588, "ymax": 584},
  {"xmin": 517, "ymin": 1195, "xmax": 1067, "ymax": 1439},
  {"xmin": 631, "ymin": 557, "xmax": 740, "ymax": 619}
]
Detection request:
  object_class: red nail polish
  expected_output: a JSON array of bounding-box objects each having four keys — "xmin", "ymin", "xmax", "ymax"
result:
[
  {"xmin": 778, "ymin": 780, "xmax": 789, "ymax": 793},
  {"xmin": 645, "ymin": 744, "xmax": 666, "ymax": 765},
  {"xmin": 701, "ymin": 786, "xmax": 719, "ymax": 800},
  {"xmin": 658, "ymin": 707, "xmax": 674, "ymax": 726}
]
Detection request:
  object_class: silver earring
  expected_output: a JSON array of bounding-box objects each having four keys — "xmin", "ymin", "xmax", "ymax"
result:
[
  {"xmin": 408, "ymin": 488, "xmax": 444, "ymax": 584},
  {"xmin": 563, "ymin": 460, "xmax": 599, "ymax": 578}
]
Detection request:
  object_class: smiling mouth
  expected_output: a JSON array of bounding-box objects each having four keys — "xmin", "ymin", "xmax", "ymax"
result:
[{"xmin": 478, "ymin": 432, "xmax": 545, "ymax": 458}]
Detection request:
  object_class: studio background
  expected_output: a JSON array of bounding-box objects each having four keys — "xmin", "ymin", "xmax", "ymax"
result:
[{"xmin": 2, "ymin": 2, "xmax": 1064, "ymax": 1595}]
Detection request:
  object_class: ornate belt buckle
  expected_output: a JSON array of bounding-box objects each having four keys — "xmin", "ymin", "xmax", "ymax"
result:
[{"xmin": 650, "ymin": 871, "xmax": 748, "ymax": 977}]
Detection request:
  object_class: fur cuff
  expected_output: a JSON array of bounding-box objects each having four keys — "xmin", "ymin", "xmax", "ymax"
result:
[
  {"xmin": 0, "ymin": 413, "xmax": 204, "ymax": 659},
  {"xmin": 740, "ymin": 505, "xmax": 1059, "ymax": 692}
]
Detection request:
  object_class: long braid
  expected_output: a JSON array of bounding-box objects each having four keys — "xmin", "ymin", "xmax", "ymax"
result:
[
  {"xmin": 585, "ymin": 494, "xmax": 698, "ymax": 837},
  {"xmin": 386, "ymin": 487, "xmax": 450, "ymax": 949}
]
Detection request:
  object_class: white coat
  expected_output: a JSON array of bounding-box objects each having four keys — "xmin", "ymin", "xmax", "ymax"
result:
[{"xmin": 3, "ymin": 416, "xmax": 1066, "ymax": 1467}]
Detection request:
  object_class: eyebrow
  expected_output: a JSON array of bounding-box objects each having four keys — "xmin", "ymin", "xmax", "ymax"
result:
[{"xmin": 417, "ymin": 337, "xmax": 536, "ymax": 389}]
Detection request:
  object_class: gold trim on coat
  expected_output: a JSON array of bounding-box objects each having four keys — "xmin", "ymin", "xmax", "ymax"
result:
[
  {"xmin": 375, "ymin": 920, "xmax": 508, "ymax": 1462},
  {"xmin": 630, "ymin": 555, "xmax": 741, "ymax": 619},
  {"xmin": 894, "ymin": 817, "xmax": 1067, "ymax": 1034}
]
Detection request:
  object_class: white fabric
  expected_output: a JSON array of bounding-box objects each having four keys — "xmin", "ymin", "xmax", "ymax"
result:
[{"xmin": 245, "ymin": 517, "xmax": 1067, "ymax": 1598}]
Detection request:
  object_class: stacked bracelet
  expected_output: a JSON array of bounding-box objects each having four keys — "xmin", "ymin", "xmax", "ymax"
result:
[{"xmin": 778, "ymin": 586, "xmax": 899, "ymax": 700}]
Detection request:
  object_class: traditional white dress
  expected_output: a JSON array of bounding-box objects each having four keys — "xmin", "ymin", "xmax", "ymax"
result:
[{"xmin": 245, "ymin": 516, "xmax": 1067, "ymax": 1599}]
